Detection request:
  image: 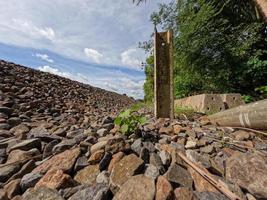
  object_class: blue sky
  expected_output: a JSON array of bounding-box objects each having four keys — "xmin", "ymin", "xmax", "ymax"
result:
[{"xmin": 0, "ymin": 0, "xmax": 171, "ymax": 99}]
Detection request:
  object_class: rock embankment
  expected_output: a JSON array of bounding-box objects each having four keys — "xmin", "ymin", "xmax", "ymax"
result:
[{"xmin": 0, "ymin": 60, "xmax": 267, "ymax": 200}]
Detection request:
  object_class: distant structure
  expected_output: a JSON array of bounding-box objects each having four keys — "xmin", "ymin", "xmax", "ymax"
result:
[{"xmin": 255, "ymin": 0, "xmax": 267, "ymax": 22}]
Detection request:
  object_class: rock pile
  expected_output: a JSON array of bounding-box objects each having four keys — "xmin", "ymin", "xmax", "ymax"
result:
[{"xmin": 0, "ymin": 60, "xmax": 267, "ymax": 200}]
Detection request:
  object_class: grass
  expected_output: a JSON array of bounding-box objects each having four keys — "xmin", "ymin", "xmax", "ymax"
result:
[{"xmin": 174, "ymin": 106, "xmax": 195, "ymax": 119}]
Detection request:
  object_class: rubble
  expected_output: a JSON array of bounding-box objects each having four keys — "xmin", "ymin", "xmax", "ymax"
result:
[{"xmin": 0, "ymin": 60, "xmax": 267, "ymax": 200}]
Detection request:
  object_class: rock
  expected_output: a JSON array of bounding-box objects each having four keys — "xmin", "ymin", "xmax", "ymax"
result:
[
  {"xmin": 7, "ymin": 148, "xmax": 40, "ymax": 163},
  {"xmin": 200, "ymin": 145, "xmax": 214, "ymax": 154},
  {"xmin": 53, "ymin": 140, "xmax": 76, "ymax": 153},
  {"xmin": 165, "ymin": 163, "xmax": 193, "ymax": 188},
  {"xmin": 59, "ymin": 185, "xmax": 87, "ymax": 199},
  {"xmin": 8, "ymin": 139, "xmax": 41, "ymax": 153},
  {"xmin": 88, "ymin": 149, "xmax": 104, "ymax": 164},
  {"xmin": 149, "ymin": 152, "xmax": 165, "ymax": 174},
  {"xmin": 102, "ymin": 116, "xmax": 113, "ymax": 125},
  {"xmin": 0, "ymin": 189, "xmax": 8, "ymax": 200},
  {"xmin": 185, "ymin": 141, "xmax": 197, "ymax": 149},
  {"xmin": 35, "ymin": 169, "xmax": 75, "ymax": 190},
  {"xmin": 0, "ymin": 164, "xmax": 20, "ymax": 183},
  {"xmin": 225, "ymin": 152, "xmax": 267, "ymax": 199},
  {"xmin": 113, "ymin": 175, "xmax": 155, "ymax": 200},
  {"xmin": 33, "ymin": 147, "xmax": 80, "ymax": 174},
  {"xmin": 174, "ymin": 187, "xmax": 194, "ymax": 200},
  {"xmin": 159, "ymin": 126, "xmax": 173, "ymax": 135},
  {"xmin": 159, "ymin": 150, "xmax": 171, "ymax": 166},
  {"xmin": 233, "ymin": 130, "xmax": 251, "ymax": 141},
  {"xmin": 108, "ymin": 152, "xmax": 124, "ymax": 172},
  {"xmin": 74, "ymin": 156, "xmax": 88, "ymax": 172},
  {"xmin": 110, "ymin": 154, "xmax": 144, "ymax": 193},
  {"xmin": 186, "ymin": 150, "xmax": 210, "ymax": 168},
  {"xmin": 43, "ymin": 140, "xmax": 59, "ymax": 158},
  {"xmin": 193, "ymin": 191, "xmax": 228, "ymax": 200},
  {"xmin": 20, "ymin": 172, "xmax": 43, "ymax": 192},
  {"xmin": 143, "ymin": 142, "xmax": 156, "ymax": 152},
  {"xmin": 27, "ymin": 127, "xmax": 50, "ymax": 138},
  {"xmin": 188, "ymin": 166, "xmax": 218, "ymax": 193},
  {"xmin": 7, "ymin": 117, "xmax": 21, "ymax": 127},
  {"xmin": 96, "ymin": 128, "xmax": 108, "ymax": 137},
  {"xmin": 131, "ymin": 138, "xmax": 142, "ymax": 155},
  {"xmin": 74, "ymin": 165, "xmax": 100, "ymax": 185},
  {"xmin": 173, "ymin": 124, "xmax": 182, "ymax": 134},
  {"xmin": 145, "ymin": 164, "xmax": 160, "ymax": 180},
  {"xmin": 105, "ymin": 137, "xmax": 128, "ymax": 154},
  {"xmin": 4, "ymin": 179, "xmax": 21, "ymax": 199},
  {"xmin": 0, "ymin": 107, "xmax": 13, "ymax": 116},
  {"xmin": 10, "ymin": 124, "xmax": 29, "ymax": 138},
  {"xmin": 22, "ymin": 187, "xmax": 64, "ymax": 200},
  {"xmin": 69, "ymin": 184, "xmax": 111, "ymax": 200},
  {"xmin": 99, "ymin": 152, "xmax": 112, "ymax": 171},
  {"xmin": 155, "ymin": 176, "xmax": 173, "ymax": 200},
  {"xmin": 91, "ymin": 141, "xmax": 108, "ymax": 154},
  {"xmin": 246, "ymin": 193, "xmax": 257, "ymax": 200},
  {"xmin": 140, "ymin": 147, "xmax": 150, "ymax": 163},
  {"xmin": 96, "ymin": 171, "xmax": 110, "ymax": 184}
]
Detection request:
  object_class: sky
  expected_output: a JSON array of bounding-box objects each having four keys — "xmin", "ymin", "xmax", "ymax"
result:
[{"xmin": 0, "ymin": 0, "xmax": 171, "ymax": 99}]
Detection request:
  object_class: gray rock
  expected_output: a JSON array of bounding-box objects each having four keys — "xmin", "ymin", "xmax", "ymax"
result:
[
  {"xmin": 185, "ymin": 141, "xmax": 197, "ymax": 149},
  {"xmin": 28, "ymin": 127, "xmax": 50, "ymax": 138},
  {"xmin": 165, "ymin": 163, "xmax": 193, "ymax": 188},
  {"xmin": 96, "ymin": 171, "xmax": 110, "ymax": 184},
  {"xmin": 144, "ymin": 164, "xmax": 160, "ymax": 180},
  {"xmin": 20, "ymin": 172, "xmax": 43, "ymax": 192},
  {"xmin": 52, "ymin": 139, "xmax": 76, "ymax": 153},
  {"xmin": 200, "ymin": 145, "xmax": 214, "ymax": 154},
  {"xmin": 59, "ymin": 185, "xmax": 87, "ymax": 199},
  {"xmin": 97, "ymin": 128, "xmax": 108, "ymax": 137},
  {"xmin": 0, "ymin": 148, "xmax": 6, "ymax": 157},
  {"xmin": 22, "ymin": 187, "xmax": 64, "ymax": 200},
  {"xmin": 43, "ymin": 140, "xmax": 59, "ymax": 158},
  {"xmin": 7, "ymin": 117, "xmax": 21, "ymax": 127},
  {"xmin": 131, "ymin": 138, "xmax": 142, "ymax": 155},
  {"xmin": 74, "ymin": 156, "xmax": 88, "ymax": 172},
  {"xmin": 8, "ymin": 139, "xmax": 41, "ymax": 153},
  {"xmin": 69, "ymin": 184, "xmax": 110, "ymax": 200},
  {"xmin": 143, "ymin": 142, "xmax": 156, "ymax": 152},
  {"xmin": 149, "ymin": 152, "xmax": 165, "ymax": 174},
  {"xmin": 0, "ymin": 164, "xmax": 21, "ymax": 182},
  {"xmin": 159, "ymin": 150, "xmax": 171, "ymax": 166}
]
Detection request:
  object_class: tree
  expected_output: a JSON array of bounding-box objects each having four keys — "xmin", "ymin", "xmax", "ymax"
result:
[{"xmin": 142, "ymin": 0, "xmax": 267, "ymax": 101}]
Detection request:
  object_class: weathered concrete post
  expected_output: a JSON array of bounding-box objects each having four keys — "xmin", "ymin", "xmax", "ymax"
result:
[{"xmin": 154, "ymin": 28, "xmax": 174, "ymax": 119}]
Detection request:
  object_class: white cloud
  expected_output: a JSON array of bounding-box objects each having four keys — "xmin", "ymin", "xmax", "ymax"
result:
[
  {"xmin": 12, "ymin": 19, "xmax": 55, "ymax": 41},
  {"xmin": 121, "ymin": 48, "xmax": 142, "ymax": 68},
  {"xmin": 35, "ymin": 53, "xmax": 54, "ymax": 63},
  {"xmin": 38, "ymin": 66, "xmax": 71, "ymax": 78},
  {"xmin": 84, "ymin": 48, "xmax": 103, "ymax": 63}
]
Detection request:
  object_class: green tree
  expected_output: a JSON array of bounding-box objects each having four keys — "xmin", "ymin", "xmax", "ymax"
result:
[{"xmin": 142, "ymin": 0, "xmax": 267, "ymax": 100}]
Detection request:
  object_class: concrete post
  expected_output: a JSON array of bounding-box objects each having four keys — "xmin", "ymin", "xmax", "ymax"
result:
[{"xmin": 154, "ymin": 29, "xmax": 174, "ymax": 119}]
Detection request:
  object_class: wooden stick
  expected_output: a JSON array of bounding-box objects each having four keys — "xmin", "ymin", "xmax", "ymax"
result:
[{"xmin": 176, "ymin": 151, "xmax": 243, "ymax": 200}]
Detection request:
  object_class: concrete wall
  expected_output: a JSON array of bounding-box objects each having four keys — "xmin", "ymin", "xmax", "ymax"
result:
[{"xmin": 175, "ymin": 93, "xmax": 245, "ymax": 114}]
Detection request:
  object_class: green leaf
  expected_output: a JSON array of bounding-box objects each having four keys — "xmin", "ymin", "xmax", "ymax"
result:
[
  {"xmin": 119, "ymin": 109, "xmax": 131, "ymax": 118},
  {"xmin": 139, "ymin": 116, "xmax": 147, "ymax": 125},
  {"xmin": 120, "ymin": 124, "xmax": 129, "ymax": 134},
  {"xmin": 114, "ymin": 117, "xmax": 122, "ymax": 125}
]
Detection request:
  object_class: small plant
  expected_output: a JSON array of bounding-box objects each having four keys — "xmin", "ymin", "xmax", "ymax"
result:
[
  {"xmin": 174, "ymin": 106, "xmax": 195, "ymax": 119},
  {"xmin": 114, "ymin": 106, "xmax": 147, "ymax": 135},
  {"xmin": 242, "ymin": 95, "xmax": 253, "ymax": 104}
]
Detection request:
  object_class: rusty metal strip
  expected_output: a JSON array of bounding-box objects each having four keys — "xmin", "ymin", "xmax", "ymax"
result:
[{"xmin": 177, "ymin": 151, "xmax": 243, "ymax": 200}]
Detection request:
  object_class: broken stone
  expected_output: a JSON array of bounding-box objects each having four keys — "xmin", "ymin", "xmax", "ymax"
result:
[
  {"xmin": 113, "ymin": 175, "xmax": 155, "ymax": 200},
  {"xmin": 22, "ymin": 187, "xmax": 64, "ymax": 200},
  {"xmin": 155, "ymin": 176, "xmax": 173, "ymax": 200},
  {"xmin": 74, "ymin": 165, "xmax": 100, "ymax": 185},
  {"xmin": 109, "ymin": 154, "xmax": 144, "ymax": 193}
]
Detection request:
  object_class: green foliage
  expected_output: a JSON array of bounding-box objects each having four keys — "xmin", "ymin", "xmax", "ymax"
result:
[
  {"xmin": 114, "ymin": 106, "xmax": 147, "ymax": 135},
  {"xmin": 255, "ymin": 86, "xmax": 267, "ymax": 99},
  {"xmin": 242, "ymin": 95, "xmax": 254, "ymax": 103},
  {"xmin": 141, "ymin": 0, "xmax": 267, "ymax": 100},
  {"xmin": 174, "ymin": 106, "xmax": 195, "ymax": 119}
]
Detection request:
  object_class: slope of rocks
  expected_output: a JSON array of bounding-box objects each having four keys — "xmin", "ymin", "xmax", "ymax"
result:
[{"xmin": 0, "ymin": 60, "xmax": 267, "ymax": 200}]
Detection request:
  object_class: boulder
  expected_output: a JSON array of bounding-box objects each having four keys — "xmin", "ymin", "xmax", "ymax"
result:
[
  {"xmin": 69, "ymin": 184, "xmax": 110, "ymax": 200},
  {"xmin": 155, "ymin": 176, "xmax": 173, "ymax": 200}
]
